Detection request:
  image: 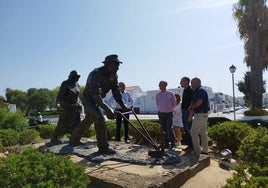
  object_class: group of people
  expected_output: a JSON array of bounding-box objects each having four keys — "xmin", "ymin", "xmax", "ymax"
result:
[
  {"xmin": 51, "ymin": 53, "xmax": 210, "ymax": 156},
  {"xmin": 156, "ymin": 77, "xmax": 210, "ymax": 155}
]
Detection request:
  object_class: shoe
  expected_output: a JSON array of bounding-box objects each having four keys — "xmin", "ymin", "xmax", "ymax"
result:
[
  {"xmin": 174, "ymin": 142, "xmax": 181, "ymax": 147},
  {"xmin": 182, "ymin": 146, "xmax": 189, "ymax": 151},
  {"xmin": 98, "ymin": 147, "xmax": 116, "ymax": 155},
  {"xmin": 201, "ymin": 151, "xmax": 209, "ymax": 155},
  {"xmin": 125, "ymin": 140, "xmax": 130, "ymax": 144},
  {"xmin": 115, "ymin": 138, "xmax": 121, "ymax": 142}
]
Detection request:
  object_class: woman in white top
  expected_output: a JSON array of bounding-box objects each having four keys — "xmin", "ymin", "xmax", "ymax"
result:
[{"xmin": 173, "ymin": 93, "xmax": 183, "ymax": 145}]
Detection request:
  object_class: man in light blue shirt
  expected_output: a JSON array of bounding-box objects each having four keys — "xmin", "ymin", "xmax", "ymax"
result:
[{"xmin": 108, "ymin": 82, "xmax": 134, "ymax": 143}]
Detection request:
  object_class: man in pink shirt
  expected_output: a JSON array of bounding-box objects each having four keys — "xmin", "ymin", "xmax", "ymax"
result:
[{"xmin": 156, "ymin": 81, "xmax": 176, "ymax": 149}]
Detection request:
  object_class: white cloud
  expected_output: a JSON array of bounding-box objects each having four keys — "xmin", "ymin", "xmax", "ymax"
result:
[{"xmin": 174, "ymin": 0, "xmax": 237, "ymax": 13}]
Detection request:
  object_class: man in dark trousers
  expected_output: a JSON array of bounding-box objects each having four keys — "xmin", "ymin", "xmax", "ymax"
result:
[
  {"xmin": 69, "ymin": 54, "xmax": 128, "ymax": 155},
  {"xmin": 156, "ymin": 80, "xmax": 176, "ymax": 149},
  {"xmin": 51, "ymin": 70, "xmax": 82, "ymax": 144},
  {"xmin": 180, "ymin": 77, "xmax": 194, "ymax": 153},
  {"xmin": 108, "ymin": 82, "xmax": 134, "ymax": 143}
]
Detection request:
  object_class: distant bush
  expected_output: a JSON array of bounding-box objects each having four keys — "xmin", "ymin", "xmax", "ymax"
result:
[
  {"xmin": 82, "ymin": 125, "xmax": 96, "ymax": 138},
  {"xmin": 19, "ymin": 129, "xmax": 39, "ymax": 145},
  {"xmin": 0, "ymin": 108, "xmax": 28, "ymax": 132},
  {"xmin": 105, "ymin": 120, "xmax": 162, "ymax": 145},
  {"xmin": 0, "ymin": 147, "xmax": 90, "ymax": 187},
  {"xmin": 244, "ymin": 108, "xmax": 268, "ymax": 116},
  {"xmin": 37, "ymin": 124, "xmax": 55, "ymax": 139},
  {"xmin": 129, "ymin": 120, "xmax": 162, "ymax": 145},
  {"xmin": 0, "ymin": 129, "xmax": 20, "ymax": 147},
  {"xmin": 42, "ymin": 110, "xmax": 58, "ymax": 116},
  {"xmin": 106, "ymin": 121, "xmax": 117, "ymax": 140},
  {"xmin": 208, "ymin": 121, "xmax": 254, "ymax": 155}
]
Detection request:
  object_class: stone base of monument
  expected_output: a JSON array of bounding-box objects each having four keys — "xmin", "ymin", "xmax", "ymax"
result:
[{"xmin": 38, "ymin": 138, "xmax": 210, "ymax": 188}]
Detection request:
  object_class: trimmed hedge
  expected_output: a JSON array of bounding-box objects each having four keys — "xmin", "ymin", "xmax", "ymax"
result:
[
  {"xmin": 224, "ymin": 127, "xmax": 268, "ymax": 188},
  {"xmin": 37, "ymin": 124, "xmax": 56, "ymax": 139},
  {"xmin": 244, "ymin": 108, "xmax": 268, "ymax": 116},
  {"xmin": 19, "ymin": 129, "xmax": 39, "ymax": 145},
  {"xmin": 0, "ymin": 147, "xmax": 90, "ymax": 187},
  {"xmin": 208, "ymin": 121, "xmax": 254, "ymax": 155},
  {"xmin": 0, "ymin": 129, "xmax": 20, "ymax": 147},
  {"xmin": 0, "ymin": 108, "xmax": 28, "ymax": 132}
]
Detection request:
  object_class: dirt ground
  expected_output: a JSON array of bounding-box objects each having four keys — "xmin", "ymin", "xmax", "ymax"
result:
[{"xmin": 181, "ymin": 158, "xmax": 234, "ymax": 188}]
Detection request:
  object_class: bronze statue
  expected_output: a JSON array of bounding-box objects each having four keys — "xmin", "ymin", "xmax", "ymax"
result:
[
  {"xmin": 51, "ymin": 70, "xmax": 82, "ymax": 144},
  {"xmin": 69, "ymin": 54, "xmax": 128, "ymax": 155}
]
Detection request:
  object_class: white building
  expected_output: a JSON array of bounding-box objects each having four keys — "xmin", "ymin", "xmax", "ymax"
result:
[{"xmin": 104, "ymin": 85, "xmax": 219, "ymax": 114}]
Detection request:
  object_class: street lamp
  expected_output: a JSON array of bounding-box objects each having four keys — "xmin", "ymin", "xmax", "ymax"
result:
[{"xmin": 229, "ymin": 65, "xmax": 236, "ymax": 121}]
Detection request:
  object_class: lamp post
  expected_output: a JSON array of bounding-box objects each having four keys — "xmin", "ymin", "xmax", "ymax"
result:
[{"xmin": 229, "ymin": 65, "xmax": 236, "ymax": 121}]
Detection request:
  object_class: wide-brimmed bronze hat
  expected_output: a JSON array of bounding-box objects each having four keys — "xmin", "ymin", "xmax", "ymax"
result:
[{"xmin": 102, "ymin": 54, "xmax": 123, "ymax": 64}]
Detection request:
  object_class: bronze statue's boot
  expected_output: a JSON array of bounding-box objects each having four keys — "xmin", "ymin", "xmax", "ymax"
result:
[
  {"xmin": 98, "ymin": 147, "xmax": 116, "ymax": 155},
  {"xmin": 50, "ymin": 138, "xmax": 62, "ymax": 145},
  {"xmin": 69, "ymin": 140, "xmax": 85, "ymax": 146}
]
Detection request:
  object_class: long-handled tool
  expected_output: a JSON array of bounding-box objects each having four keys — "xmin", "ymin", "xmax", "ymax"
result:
[{"xmin": 115, "ymin": 109, "xmax": 165, "ymax": 157}]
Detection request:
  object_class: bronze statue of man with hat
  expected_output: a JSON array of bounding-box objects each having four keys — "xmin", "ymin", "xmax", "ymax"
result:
[{"xmin": 69, "ymin": 54, "xmax": 128, "ymax": 154}]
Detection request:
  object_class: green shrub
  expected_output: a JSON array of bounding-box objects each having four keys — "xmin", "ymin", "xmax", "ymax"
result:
[
  {"xmin": 0, "ymin": 147, "xmax": 90, "ymax": 187},
  {"xmin": 0, "ymin": 108, "xmax": 28, "ymax": 132},
  {"xmin": 82, "ymin": 125, "xmax": 96, "ymax": 138},
  {"xmin": 105, "ymin": 120, "xmax": 162, "ymax": 145},
  {"xmin": 0, "ymin": 129, "xmax": 20, "ymax": 147},
  {"xmin": 224, "ymin": 127, "xmax": 268, "ymax": 188},
  {"xmin": 129, "ymin": 120, "xmax": 162, "ymax": 145},
  {"xmin": 106, "ymin": 121, "xmax": 117, "ymax": 140},
  {"xmin": 244, "ymin": 108, "xmax": 268, "ymax": 116},
  {"xmin": 0, "ymin": 140, "xmax": 3, "ymax": 150},
  {"xmin": 238, "ymin": 127, "xmax": 268, "ymax": 170},
  {"xmin": 207, "ymin": 117, "xmax": 231, "ymax": 127},
  {"xmin": 42, "ymin": 110, "xmax": 58, "ymax": 116},
  {"xmin": 19, "ymin": 129, "xmax": 40, "ymax": 145},
  {"xmin": 37, "ymin": 123, "xmax": 95, "ymax": 140},
  {"xmin": 37, "ymin": 124, "xmax": 56, "ymax": 139},
  {"xmin": 224, "ymin": 164, "xmax": 268, "ymax": 188},
  {"xmin": 208, "ymin": 121, "xmax": 254, "ymax": 155}
]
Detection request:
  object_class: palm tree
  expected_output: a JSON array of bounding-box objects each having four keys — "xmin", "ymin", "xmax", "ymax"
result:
[{"xmin": 233, "ymin": 0, "xmax": 268, "ymax": 108}]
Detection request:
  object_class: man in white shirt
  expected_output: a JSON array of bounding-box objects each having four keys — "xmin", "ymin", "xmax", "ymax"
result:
[{"xmin": 108, "ymin": 82, "xmax": 134, "ymax": 143}]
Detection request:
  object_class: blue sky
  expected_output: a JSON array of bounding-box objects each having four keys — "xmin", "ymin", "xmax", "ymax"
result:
[{"xmin": 1, "ymin": 0, "xmax": 267, "ymax": 98}]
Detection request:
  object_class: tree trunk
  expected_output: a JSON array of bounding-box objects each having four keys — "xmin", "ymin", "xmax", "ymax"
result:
[
  {"xmin": 249, "ymin": 1, "xmax": 264, "ymax": 109},
  {"xmin": 249, "ymin": 31, "xmax": 263, "ymax": 109}
]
